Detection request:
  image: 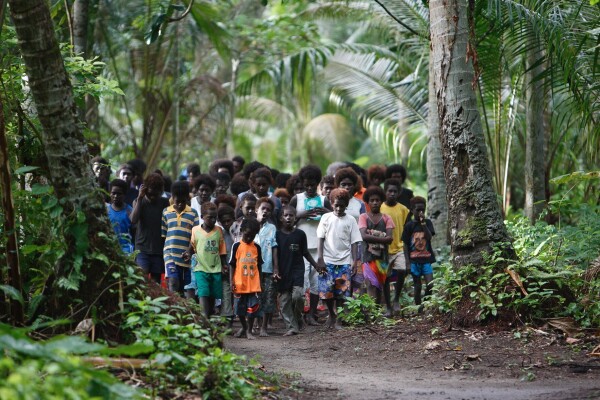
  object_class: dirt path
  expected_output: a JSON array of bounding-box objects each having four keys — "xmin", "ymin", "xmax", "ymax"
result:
[{"xmin": 225, "ymin": 316, "xmax": 600, "ymax": 399}]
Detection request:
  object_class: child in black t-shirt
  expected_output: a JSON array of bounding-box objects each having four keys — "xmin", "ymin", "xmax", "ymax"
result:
[
  {"xmin": 401, "ymin": 196, "xmax": 436, "ymax": 307},
  {"xmin": 275, "ymin": 206, "xmax": 320, "ymax": 336}
]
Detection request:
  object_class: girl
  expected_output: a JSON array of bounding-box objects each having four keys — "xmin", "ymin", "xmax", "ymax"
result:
[{"xmin": 359, "ymin": 186, "xmax": 395, "ymax": 316}]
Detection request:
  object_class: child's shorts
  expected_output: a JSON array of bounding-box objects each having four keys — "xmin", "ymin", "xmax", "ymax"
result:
[
  {"xmin": 318, "ymin": 263, "xmax": 351, "ymax": 300},
  {"xmin": 195, "ymin": 271, "xmax": 223, "ymax": 298},
  {"xmin": 136, "ymin": 253, "xmax": 164, "ymax": 274},
  {"xmin": 234, "ymin": 293, "xmax": 260, "ymax": 317},
  {"xmin": 260, "ymin": 273, "xmax": 277, "ymax": 314},
  {"xmin": 389, "ymin": 252, "xmax": 407, "ymax": 272},
  {"xmin": 410, "ymin": 263, "xmax": 433, "ymax": 277},
  {"xmin": 165, "ymin": 263, "xmax": 192, "ymax": 285}
]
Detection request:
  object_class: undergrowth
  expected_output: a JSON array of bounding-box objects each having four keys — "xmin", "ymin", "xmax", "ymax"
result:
[{"xmin": 428, "ymin": 203, "xmax": 600, "ymax": 327}]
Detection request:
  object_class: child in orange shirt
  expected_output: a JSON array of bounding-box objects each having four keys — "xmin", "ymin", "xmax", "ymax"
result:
[{"xmin": 230, "ymin": 218, "xmax": 263, "ymax": 340}]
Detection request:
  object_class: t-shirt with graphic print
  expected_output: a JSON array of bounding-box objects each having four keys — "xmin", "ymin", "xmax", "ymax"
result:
[
  {"xmin": 401, "ymin": 219, "xmax": 436, "ymax": 264},
  {"xmin": 230, "ymin": 241, "xmax": 263, "ymax": 294},
  {"xmin": 190, "ymin": 225, "xmax": 226, "ymax": 273}
]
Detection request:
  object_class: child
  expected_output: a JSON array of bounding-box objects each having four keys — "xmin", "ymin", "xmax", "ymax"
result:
[
  {"xmin": 107, "ymin": 179, "xmax": 133, "ymax": 253},
  {"xmin": 230, "ymin": 217, "xmax": 263, "ymax": 340},
  {"xmin": 191, "ymin": 174, "xmax": 216, "ymax": 219},
  {"xmin": 131, "ymin": 173, "xmax": 171, "ymax": 284},
  {"xmin": 213, "ymin": 172, "xmax": 232, "ymax": 197},
  {"xmin": 276, "ymin": 206, "xmax": 321, "ymax": 336},
  {"xmin": 385, "ymin": 164, "xmax": 414, "ymax": 210},
  {"xmin": 274, "ymin": 188, "xmax": 291, "ymax": 208},
  {"xmin": 319, "ymin": 175, "xmax": 335, "ymax": 199},
  {"xmin": 290, "ymin": 164, "xmax": 331, "ymax": 325},
  {"xmin": 183, "ymin": 202, "xmax": 227, "ymax": 318},
  {"xmin": 402, "ymin": 196, "xmax": 436, "ymax": 308},
  {"xmin": 316, "ymin": 188, "xmax": 362, "ymax": 329},
  {"xmin": 255, "ymin": 197, "xmax": 279, "ymax": 337},
  {"xmin": 359, "ymin": 186, "xmax": 395, "ymax": 316},
  {"xmin": 230, "ymin": 193, "xmax": 257, "ymax": 242},
  {"xmin": 161, "ymin": 181, "xmax": 199, "ymax": 294},
  {"xmin": 217, "ymin": 205, "xmax": 236, "ymax": 326},
  {"xmin": 380, "ymin": 179, "xmax": 411, "ymax": 311}
]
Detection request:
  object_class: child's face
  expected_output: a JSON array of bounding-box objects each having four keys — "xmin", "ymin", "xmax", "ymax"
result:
[
  {"xmin": 241, "ymin": 227, "xmax": 256, "ymax": 244},
  {"xmin": 390, "ymin": 172, "xmax": 405, "ymax": 183},
  {"xmin": 339, "ymin": 178, "xmax": 356, "ymax": 195},
  {"xmin": 172, "ymin": 194, "xmax": 188, "ymax": 213},
  {"xmin": 146, "ymin": 186, "xmax": 161, "ymax": 202},
  {"xmin": 281, "ymin": 208, "xmax": 296, "ymax": 229},
  {"xmin": 321, "ymin": 182, "xmax": 334, "ymax": 198},
  {"xmin": 197, "ymin": 184, "xmax": 213, "ymax": 204},
  {"xmin": 303, "ymin": 179, "xmax": 318, "ymax": 198},
  {"xmin": 256, "ymin": 202, "xmax": 273, "ymax": 223},
  {"xmin": 293, "ymin": 181, "xmax": 304, "ymax": 195},
  {"xmin": 332, "ymin": 198, "xmax": 348, "ymax": 217},
  {"xmin": 368, "ymin": 194, "xmax": 382, "ymax": 214},
  {"xmin": 385, "ymin": 184, "xmax": 399, "ymax": 204},
  {"xmin": 253, "ymin": 177, "xmax": 270, "ymax": 197},
  {"xmin": 218, "ymin": 213, "xmax": 234, "ymax": 232},
  {"xmin": 412, "ymin": 203, "xmax": 426, "ymax": 221},
  {"xmin": 370, "ymin": 176, "xmax": 383, "ymax": 187},
  {"xmin": 202, "ymin": 209, "xmax": 218, "ymax": 230},
  {"xmin": 280, "ymin": 196, "xmax": 290, "ymax": 207},
  {"xmin": 119, "ymin": 168, "xmax": 133, "ymax": 184},
  {"xmin": 215, "ymin": 179, "xmax": 229, "ymax": 196},
  {"xmin": 241, "ymin": 200, "xmax": 257, "ymax": 218},
  {"xmin": 110, "ymin": 186, "xmax": 125, "ymax": 207}
]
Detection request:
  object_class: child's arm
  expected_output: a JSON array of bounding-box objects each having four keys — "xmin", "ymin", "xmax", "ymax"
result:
[
  {"xmin": 360, "ymin": 228, "xmax": 393, "ymax": 244},
  {"xmin": 182, "ymin": 243, "xmax": 195, "ymax": 262},
  {"xmin": 220, "ymin": 255, "xmax": 228, "ymax": 274},
  {"xmin": 303, "ymin": 248, "xmax": 322, "ymax": 273},
  {"xmin": 316, "ymin": 237, "xmax": 326, "ymax": 272},
  {"xmin": 351, "ymin": 242, "xmax": 361, "ymax": 274},
  {"xmin": 272, "ymin": 247, "xmax": 280, "ymax": 280},
  {"xmin": 130, "ymin": 185, "xmax": 146, "ymax": 224}
]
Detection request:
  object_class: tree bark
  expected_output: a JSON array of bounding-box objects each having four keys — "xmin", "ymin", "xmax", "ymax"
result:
[
  {"xmin": 72, "ymin": 0, "xmax": 89, "ymax": 56},
  {"xmin": 430, "ymin": 0, "xmax": 513, "ymax": 267},
  {"xmin": 8, "ymin": 0, "xmax": 128, "ymax": 325},
  {"xmin": 524, "ymin": 40, "xmax": 546, "ymax": 224},
  {"xmin": 427, "ymin": 55, "xmax": 449, "ymax": 249},
  {"xmin": 0, "ymin": 96, "xmax": 24, "ymax": 325}
]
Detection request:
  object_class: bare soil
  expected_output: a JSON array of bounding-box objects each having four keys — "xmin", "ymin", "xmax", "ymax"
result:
[{"xmin": 225, "ymin": 313, "xmax": 600, "ymax": 399}]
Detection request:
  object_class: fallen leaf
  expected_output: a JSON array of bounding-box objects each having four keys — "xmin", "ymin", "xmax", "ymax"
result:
[
  {"xmin": 547, "ymin": 317, "xmax": 581, "ymax": 337},
  {"xmin": 465, "ymin": 354, "xmax": 481, "ymax": 361},
  {"xmin": 566, "ymin": 337, "xmax": 582, "ymax": 345},
  {"xmin": 425, "ymin": 340, "xmax": 442, "ymax": 350}
]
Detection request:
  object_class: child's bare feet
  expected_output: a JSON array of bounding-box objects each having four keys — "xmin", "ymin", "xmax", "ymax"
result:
[
  {"xmin": 325, "ymin": 316, "xmax": 337, "ymax": 329},
  {"xmin": 267, "ymin": 323, "xmax": 274, "ymax": 329},
  {"xmin": 246, "ymin": 331, "xmax": 256, "ymax": 340},
  {"xmin": 259, "ymin": 327, "xmax": 269, "ymax": 337},
  {"xmin": 234, "ymin": 328, "xmax": 245, "ymax": 338},
  {"xmin": 283, "ymin": 329, "xmax": 297, "ymax": 336}
]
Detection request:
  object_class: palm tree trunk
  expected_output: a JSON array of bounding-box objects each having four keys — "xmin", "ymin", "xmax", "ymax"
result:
[
  {"xmin": 524, "ymin": 40, "xmax": 546, "ymax": 223},
  {"xmin": 429, "ymin": 0, "xmax": 513, "ymax": 267},
  {"xmin": 427, "ymin": 56, "xmax": 449, "ymax": 248},
  {"xmin": 72, "ymin": 0, "xmax": 89, "ymax": 56},
  {"xmin": 8, "ymin": 0, "xmax": 128, "ymax": 324}
]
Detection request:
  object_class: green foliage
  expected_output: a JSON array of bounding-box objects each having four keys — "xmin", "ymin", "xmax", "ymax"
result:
[
  {"xmin": 429, "ymin": 204, "xmax": 600, "ymax": 327},
  {"xmin": 0, "ymin": 324, "xmax": 143, "ymax": 399},
  {"xmin": 123, "ymin": 296, "xmax": 259, "ymax": 398},
  {"xmin": 337, "ymin": 294, "xmax": 384, "ymax": 325}
]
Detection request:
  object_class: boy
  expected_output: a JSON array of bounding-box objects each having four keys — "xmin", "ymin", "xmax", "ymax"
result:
[
  {"xmin": 380, "ymin": 179, "xmax": 411, "ymax": 312},
  {"xmin": 217, "ymin": 205, "xmax": 236, "ymax": 326},
  {"xmin": 290, "ymin": 164, "xmax": 331, "ymax": 325},
  {"xmin": 319, "ymin": 175, "xmax": 335, "ymax": 199},
  {"xmin": 316, "ymin": 188, "xmax": 362, "ymax": 329},
  {"xmin": 107, "ymin": 179, "xmax": 133, "ymax": 254},
  {"xmin": 255, "ymin": 197, "xmax": 279, "ymax": 337},
  {"xmin": 131, "ymin": 173, "xmax": 171, "ymax": 284},
  {"xmin": 230, "ymin": 193, "xmax": 257, "ymax": 242},
  {"xmin": 183, "ymin": 202, "xmax": 227, "ymax": 318},
  {"xmin": 161, "ymin": 181, "xmax": 199, "ymax": 294},
  {"xmin": 402, "ymin": 196, "xmax": 436, "ymax": 308},
  {"xmin": 230, "ymin": 217, "xmax": 263, "ymax": 340},
  {"xmin": 276, "ymin": 206, "xmax": 320, "ymax": 336}
]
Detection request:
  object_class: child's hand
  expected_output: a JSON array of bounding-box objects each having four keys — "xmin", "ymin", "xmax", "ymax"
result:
[
  {"xmin": 317, "ymin": 259, "xmax": 327, "ymax": 274},
  {"xmin": 181, "ymin": 251, "xmax": 190, "ymax": 262},
  {"xmin": 272, "ymin": 272, "xmax": 281, "ymax": 281},
  {"xmin": 222, "ymin": 264, "xmax": 229, "ymax": 274},
  {"xmin": 352, "ymin": 260, "xmax": 362, "ymax": 275},
  {"xmin": 138, "ymin": 184, "xmax": 147, "ymax": 199}
]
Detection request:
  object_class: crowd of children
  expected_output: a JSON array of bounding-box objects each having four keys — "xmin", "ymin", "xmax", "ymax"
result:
[{"xmin": 95, "ymin": 155, "xmax": 437, "ymax": 338}]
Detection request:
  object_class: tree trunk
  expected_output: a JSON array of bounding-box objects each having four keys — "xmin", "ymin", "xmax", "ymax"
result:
[
  {"xmin": 72, "ymin": 0, "xmax": 89, "ymax": 56},
  {"xmin": 524, "ymin": 40, "xmax": 546, "ymax": 224},
  {"xmin": 8, "ymin": 0, "xmax": 129, "ymax": 326},
  {"xmin": 427, "ymin": 55, "xmax": 449, "ymax": 249},
  {"xmin": 429, "ymin": 0, "xmax": 513, "ymax": 267}
]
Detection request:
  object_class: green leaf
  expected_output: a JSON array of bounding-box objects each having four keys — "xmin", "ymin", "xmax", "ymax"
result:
[
  {"xmin": 0, "ymin": 285, "xmax": 24, "ymax": 305},
  {"xmin": 31, "ymin": 184, "xmax": 52, "ymax": 195},
  {"xmin": 14, "ymin": 166, "xmax": 39, "ymax": 174},
  {"xmin": 99, "ymin": 343, "xmax": 155, "ymax": 357}
]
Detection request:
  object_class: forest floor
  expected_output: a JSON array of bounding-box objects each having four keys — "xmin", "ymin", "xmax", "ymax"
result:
[{"xmin": 225, "ymin": 311, "xmax": 600, "ymax": 400}]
